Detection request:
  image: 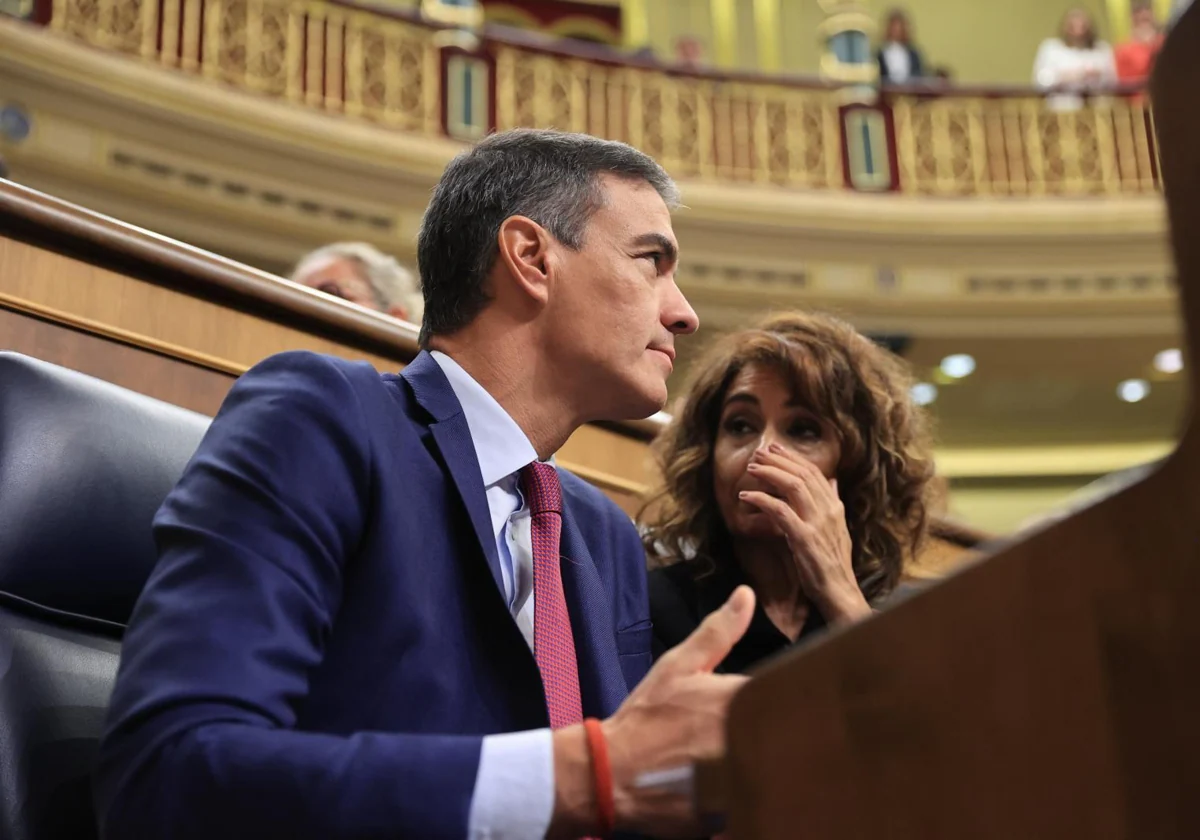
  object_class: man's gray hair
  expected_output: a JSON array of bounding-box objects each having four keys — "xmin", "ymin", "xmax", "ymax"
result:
[{"xmin": 292, "ymin": 242, "xmax": 423, "ymax": 321}]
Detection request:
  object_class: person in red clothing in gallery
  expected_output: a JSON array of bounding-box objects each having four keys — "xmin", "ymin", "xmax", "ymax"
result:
[{"xmin": 1115, "ymin": 1, "xmax": 1165, "ymax": 84}]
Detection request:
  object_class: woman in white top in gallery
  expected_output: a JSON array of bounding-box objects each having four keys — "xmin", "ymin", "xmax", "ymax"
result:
[
  {"xmin": 1033, "ymin": 7, "xmax": 1116, "ymax": 107},
  {"xmin": 876, "ymin": 9, "xmax": 926, "ymax": 85}
]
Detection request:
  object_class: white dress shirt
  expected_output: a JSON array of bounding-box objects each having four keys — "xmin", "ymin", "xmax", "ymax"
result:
[
  {"xmin": 881, "ymin": 42, "xmax": 912, "ymax": 83},
  {"xmin": 430, "ymin": 351, "xmax": 555, "ymax": 840}
]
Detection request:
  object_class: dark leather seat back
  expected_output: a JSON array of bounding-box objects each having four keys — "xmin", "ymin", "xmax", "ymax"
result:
[{"xmin": 0, "ymin": 352, "xmax": 210, "ymax": 840}]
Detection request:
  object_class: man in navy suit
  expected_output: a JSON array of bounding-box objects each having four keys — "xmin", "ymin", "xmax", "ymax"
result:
[{"xmin": 95, "ymin": 129, "xmax": 755, "ymax": 839}]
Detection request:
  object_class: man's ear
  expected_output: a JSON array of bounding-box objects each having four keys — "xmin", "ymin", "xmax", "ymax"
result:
[{"xmin": 496, "ymin": 216, "xmax": 552, "ymax": 305}]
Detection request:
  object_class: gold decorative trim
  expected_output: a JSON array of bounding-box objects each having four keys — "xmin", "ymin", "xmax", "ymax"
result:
[
  {"xmin": 104, "ymin": 141, "xmax": 399, "ymax": 235},
  {"xmin": 0, "ymin": 289, "xmax": 247, "ymax": 376},
  {"xmin": 816, "ymin": 11, "xmax": 876, "ymax": 38},
  {"xmin": 937, "ymin": 441, "xmax": 1177, "ymax": 479},
  {"xmin": 0, "ymin": 24, "xmax": 1168, "ymax": 236},
  {"xmin": 545, "ymin": 15, "xmax": 622, "ymax": 45},
  {"xmin": 3, "ymin": 292, "xmax": 1169, "ymax": 485},
  {"xmin": 421, "ymin": 0, "xmax": 483, "ymax": 30}
]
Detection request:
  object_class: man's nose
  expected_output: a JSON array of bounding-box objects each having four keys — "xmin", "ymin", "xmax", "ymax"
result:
[{"xmin": 662, "ymin": 279, "xmax": 699, "ymax": 335}]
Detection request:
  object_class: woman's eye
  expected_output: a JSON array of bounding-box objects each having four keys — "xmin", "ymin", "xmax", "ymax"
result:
[
  {"xmin": 791, "ymin": 421, "xmax": 822, "ymax": 440},
  {"xmin": 723, "ymin": 417, "xmax": 755, "ymax": 435}
]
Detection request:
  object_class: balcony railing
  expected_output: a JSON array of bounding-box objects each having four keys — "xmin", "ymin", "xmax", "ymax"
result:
[
  {"xmin": 885, "ymin": 85, "xmax": 1159, "ymax": 196},
  {"xmin": 23, "ymin": 0, "xmax": 1161, "ymax": 197}
]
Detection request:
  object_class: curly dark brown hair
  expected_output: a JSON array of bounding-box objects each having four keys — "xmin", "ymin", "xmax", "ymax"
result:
[{"xmin": 638, "ymin": 311, "xmax": 936, "ymax": 603}]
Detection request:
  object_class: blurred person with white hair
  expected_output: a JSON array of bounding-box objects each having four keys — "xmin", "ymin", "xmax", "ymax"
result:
[{"xmin": 291, "ymin": 242, "xmax": 422, "ymax": 323}]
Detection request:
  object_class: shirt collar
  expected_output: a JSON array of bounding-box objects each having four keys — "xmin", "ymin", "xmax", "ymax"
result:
[{"xmin": 429, "ymin": 350, "xmax": 538, "ymax": 487}]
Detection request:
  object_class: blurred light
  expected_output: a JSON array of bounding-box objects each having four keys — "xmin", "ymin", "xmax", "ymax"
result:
[
  {"xmin": 1154, "ymin": 348, "xmax": 1184, "ymax": 374},
  {"xmin": 940, "ymin": 353, "xmax": 976, "ymax": 379},
  {"xmin": 1117, "ymin": 379, "xmax": 1150, "ymax": 403},
  {"xmin": 911, "ymin": 382, "xmax": 938, "ymax": 406}
]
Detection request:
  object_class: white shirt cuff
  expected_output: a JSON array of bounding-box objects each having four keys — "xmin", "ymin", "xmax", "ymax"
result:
[{"xmin": 468, "ymin": 728, "xmax": 555, "ymax": 840}]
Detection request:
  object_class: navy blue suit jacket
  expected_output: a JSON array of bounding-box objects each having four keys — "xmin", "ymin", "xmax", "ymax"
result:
[{"xmin": 94, "ymin": 350, "xmax": 653, "ymax": 839}]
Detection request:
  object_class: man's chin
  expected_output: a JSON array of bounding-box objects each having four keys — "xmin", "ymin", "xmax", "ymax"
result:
[
  {"xmin": 592, "ymin": 379, "xmax": 668, "ymax": 423},
  {"xmin": 629, "ymin": 380, "xmax": 669, "ymax": 419}
]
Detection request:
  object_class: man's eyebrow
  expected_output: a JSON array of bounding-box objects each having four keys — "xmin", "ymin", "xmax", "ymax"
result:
[{"xmin": 629, "ymin": 232, "xmax": 679, "ymax": 265}]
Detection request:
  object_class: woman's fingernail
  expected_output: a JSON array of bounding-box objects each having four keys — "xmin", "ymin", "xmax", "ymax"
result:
[
  {"xmin": 739, "ymin": 491, "xmax": 749, "ymax": 498},
  {"xmin": 746, "ymin": 463, "xmax": 760, "ymax": 471},
  {"xmin": 769, "ymin": 442, "xmax": 783, "ymax": 453}
]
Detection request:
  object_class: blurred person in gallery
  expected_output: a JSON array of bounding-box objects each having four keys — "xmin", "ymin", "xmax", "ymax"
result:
[
  {"xmin": 290, "ymin": 242, "xmax": 423, "ymax": 323},
  {"xmin": 640, "ymin": 311, "xmax": 936, "ymax": 673},
  {"xmin": 1115, "ymin": 1, "xmax": 1164, "ymax": 84},
  {"xmin": 1033, "ymin": 8, "xmax": 1116, "ymax": 97},
  {"xmin": 876, "ymin": 9, "xmax": 927, "ymax": 84},
  {"xmin": 675, "ymin": 36, "xmax": 705, "ymax": 70}
]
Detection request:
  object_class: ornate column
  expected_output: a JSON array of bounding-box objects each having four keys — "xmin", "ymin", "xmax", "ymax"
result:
[
  {"xmin": 619, "ymin": 0, "xmax": 649, "ymax": 48},
  {"xmin": 1106, "ymin": 0, "xmax": 1133, "ymax": 43},
  {"xmin": 753, "ymin": 0, "xmax": 781, "ymax": 72},
  {"xmin": 817, "ymin": 0, "xmax": 893, "ymax": 192},
  {"xmin": 815, "ymin": 0, "xmax": 877, "ymax": 84},
  {"xmin": 421, "ymin": 0, "xmax": 490, "ymax": 141},
  {"xmin": 420, "ymin": 0, "xmax": 483, "ymax": 29},
  {"xmin": 710, "ymin": 0, "xmax": 738, "ymax": 68}
]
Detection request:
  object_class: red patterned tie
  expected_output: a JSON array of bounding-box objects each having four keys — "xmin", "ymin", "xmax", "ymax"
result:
[{"xmin": 520, "ymin": 462, "xmax": 584, "ymax": 729}]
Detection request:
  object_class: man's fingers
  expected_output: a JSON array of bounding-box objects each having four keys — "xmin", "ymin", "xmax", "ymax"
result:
[{"xmin": 665, "ymin": 585, "xmax": 755, "ymax": 674}]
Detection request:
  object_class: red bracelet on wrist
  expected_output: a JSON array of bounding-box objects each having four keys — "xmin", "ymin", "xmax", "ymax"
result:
[{"xmin": 583, "ymin": 718, "xmax": 615, "ymax": 837}]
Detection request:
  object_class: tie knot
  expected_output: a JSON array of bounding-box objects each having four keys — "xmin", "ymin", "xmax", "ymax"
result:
[{"xmin": 520, "ymin": 461, "xmax": 562, "ymax": 516}]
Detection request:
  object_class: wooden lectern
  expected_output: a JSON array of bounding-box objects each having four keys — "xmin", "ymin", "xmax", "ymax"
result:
[{"xmin": 704, "ymin": 10, "xmax": 1200, "ymax": 840}]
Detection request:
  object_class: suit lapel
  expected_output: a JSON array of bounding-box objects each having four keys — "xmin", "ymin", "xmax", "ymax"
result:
[
  {"xmin": 401, "ymin": 354, "xmax": 626, "ymax": 716},
  {"xmin": 402, "ymin": 352, "xmax": 506, "ymax": 598},
  {"xmin": 559, "ymin": 499, "xmax": 628, "ymax": 718},
  {"xmin": 429, "ymin": 418, "xmax": 505, "ymax": 596}
]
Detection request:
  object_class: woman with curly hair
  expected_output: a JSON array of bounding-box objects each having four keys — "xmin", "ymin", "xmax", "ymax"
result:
[{"xmin": 640, "ymin": 311, "xmax": 935, "ymax": 673}]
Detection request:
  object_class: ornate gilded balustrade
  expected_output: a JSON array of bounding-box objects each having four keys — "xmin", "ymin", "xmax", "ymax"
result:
[
  {"xmin": 492, "ymin": 45, "xmax": 846, "ymax": 189},
  {"xmin": 887, "ymin": 88, "xmax": 1159, "ymax": 197},
  {"xmin": 15, "ymin": 0, "xmax": 1161, "ymax": 197},
  {"xmin": 44, "ymin": 0, "xmax": 444, "ymax": 135}
]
